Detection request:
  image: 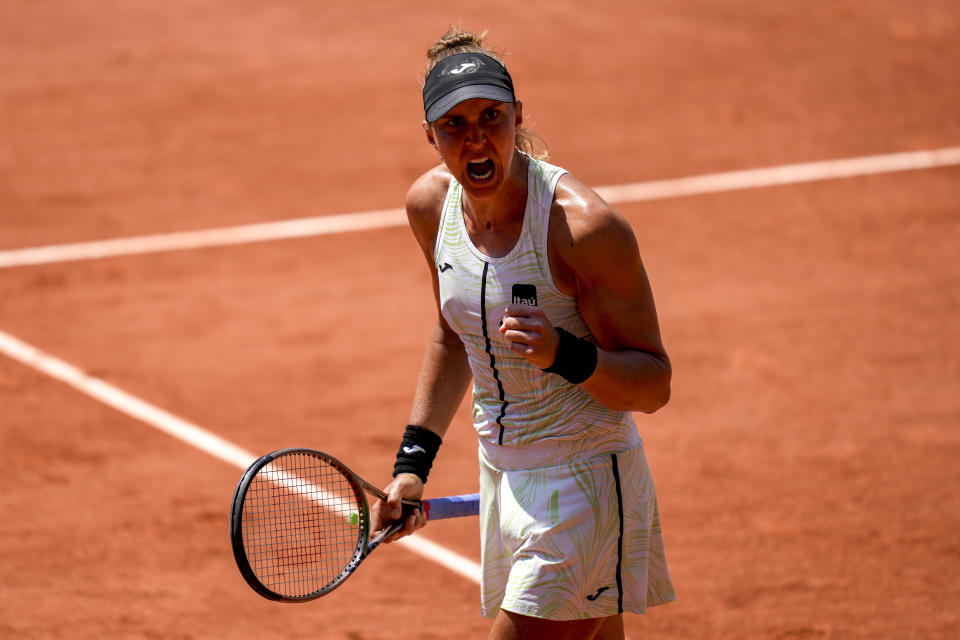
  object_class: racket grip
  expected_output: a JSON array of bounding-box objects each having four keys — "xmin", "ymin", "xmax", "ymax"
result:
[
  {"xmin": 367, "ymin": 519, "xmax": 404, "ymax": 553},
  {"xmin": 422, "ymin": 493, "xmax": 480, "ymax": 521}
]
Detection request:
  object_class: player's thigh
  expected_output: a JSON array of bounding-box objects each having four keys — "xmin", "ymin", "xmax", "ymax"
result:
[
  {"xmin": 488, "ymin": 611, "xmax": 623, "ymax": 640},
  {"xmin": 595, "ymin": 614, "xmax": 625, "ymax": 640}
]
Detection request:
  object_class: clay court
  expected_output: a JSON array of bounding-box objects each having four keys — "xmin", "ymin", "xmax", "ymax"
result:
[{"xmin": 1, "ymin": 1, "xmax": 959, "ymax": 638}]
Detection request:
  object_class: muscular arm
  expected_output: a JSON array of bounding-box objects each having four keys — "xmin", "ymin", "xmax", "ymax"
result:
[
  {"xmin": 372, "ymin": 167, "xmax": 472, "ymax": 542},
  {"xmin": 404, "ymin": 167, "xmax": 473, "ymax": 436},
  {"xmin": 573, "ymin": 224, "xmax": 670, "ymax": 413},
  {"xmin": 555, "ymin": 175, "xmax": 670, "ymax": 412},
  {"xmin": 408, "ymin": 322, "xmax": 472, "ymax": 436},
  {"xmin": 502, "ymin": 174, "xmax": 670, "ymax": 413}
]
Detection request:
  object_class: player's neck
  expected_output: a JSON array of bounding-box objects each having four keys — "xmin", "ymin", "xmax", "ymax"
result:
[{"xmin": 461, "ymin": 156, "xmax": 529, "ymax": 231}]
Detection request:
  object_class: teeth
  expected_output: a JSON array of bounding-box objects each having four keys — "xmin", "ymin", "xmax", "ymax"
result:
[{"xmin": 467, "ymin": 158, "xmax": 494, "ymax": 180}]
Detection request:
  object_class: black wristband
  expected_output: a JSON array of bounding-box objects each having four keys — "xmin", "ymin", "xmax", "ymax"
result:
[
  {"xmin": 542, "ymin": 327, "xmax": 598, "ymax": 384},
  {"xmin": 392, "ymin": 425, "xmax": 442, "ymax": 483}
]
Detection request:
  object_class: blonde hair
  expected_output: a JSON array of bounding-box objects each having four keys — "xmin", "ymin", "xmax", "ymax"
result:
[{"xmin": 423, "ymin": 27, "xmax": 548, "ymax": 160}]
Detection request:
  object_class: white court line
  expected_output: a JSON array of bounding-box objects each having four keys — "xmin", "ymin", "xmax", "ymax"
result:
[
  {"xmin": 593, "ymin": 146, "xmax": 960, "ymax": 203},
  {"xmin": 1, "ymin": 146, "xmax": 958, "ymax": 269},
  {"xmin": 0, "ymin": 209, "xmax": 407, "ymax": 269},
  {"xmin": 0, "ymin": 328, "xmax": 483, "ymax": 584}
]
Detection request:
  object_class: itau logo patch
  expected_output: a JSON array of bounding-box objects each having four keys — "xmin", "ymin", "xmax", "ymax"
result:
[{"xmin": 511, "ymin": 284, "xmax": 537, "ymax": 306}]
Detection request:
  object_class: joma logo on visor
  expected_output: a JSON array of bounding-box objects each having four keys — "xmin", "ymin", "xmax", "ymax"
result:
[{"xmin": 449, "ymin": 62, "xmax": 477, "ymax": 74}]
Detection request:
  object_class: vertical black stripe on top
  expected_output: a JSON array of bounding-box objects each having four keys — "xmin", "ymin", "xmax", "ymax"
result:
[
  {"xmin": 479, "ymin": 261, "xmax": 509, "ymax": 444},
  {"xmin": 611, "ymin": 453, "xmax": 625, "ymax": 614}
]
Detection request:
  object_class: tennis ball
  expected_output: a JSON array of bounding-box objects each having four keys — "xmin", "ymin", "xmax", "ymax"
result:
[{"xmin": 348, "ymin": 512, "xmax": 359, "ymax": 526}]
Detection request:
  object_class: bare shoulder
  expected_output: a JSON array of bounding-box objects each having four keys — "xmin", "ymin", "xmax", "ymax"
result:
[
  {"xmin": 406, "ymin": 165, "xmax": 452, "ymax": 253},
  {"xmin": 550, "ymin": 173, "xmax": 640, "ymax": 276},
  {"xmin": 549, "ymin": 172, "xmax": 663, "ymax": 357}
]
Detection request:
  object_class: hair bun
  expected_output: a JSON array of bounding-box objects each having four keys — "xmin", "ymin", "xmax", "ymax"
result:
[{"xmin": 426, "ymin": 27, "xmax": 487, "ymax": 60}]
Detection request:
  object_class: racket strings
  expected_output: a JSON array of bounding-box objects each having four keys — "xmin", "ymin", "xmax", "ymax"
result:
[{"xmin": 241, "ymin": 452, "xmax": 363, "ymax": 598}]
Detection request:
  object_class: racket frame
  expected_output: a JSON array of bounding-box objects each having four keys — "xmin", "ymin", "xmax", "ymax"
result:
[{"xmin": 230, "ymin": 448, "xmax": 415, "ymax": 602}]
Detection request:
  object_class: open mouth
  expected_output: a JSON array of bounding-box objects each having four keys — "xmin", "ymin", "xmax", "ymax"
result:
[{"xmin": 466, "ymin": 158, "xmax": 495, "ymax": 181}]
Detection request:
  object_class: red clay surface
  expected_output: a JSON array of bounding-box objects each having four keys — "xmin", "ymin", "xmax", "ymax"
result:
[{"xmin": 1, "ymin": 2, "xmax": 959, "ymax": 639}]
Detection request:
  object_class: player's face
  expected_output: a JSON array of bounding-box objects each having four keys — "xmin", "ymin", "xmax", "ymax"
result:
[{"xmin": 425, "ymin": 98, "xmax": 524, "ymax": 199}]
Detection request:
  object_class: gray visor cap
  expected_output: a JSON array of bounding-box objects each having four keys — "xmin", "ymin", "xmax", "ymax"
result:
[
  {"xmin": 422, "ymin": 53, "xmax": 516, "ymax": 122},
  {"xmin": 425, "ymin": 85, "xmax": 516, "ymax": 122}
]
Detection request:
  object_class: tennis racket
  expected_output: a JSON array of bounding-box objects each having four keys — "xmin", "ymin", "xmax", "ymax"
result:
[{"xmin": 230, "ymin": 448, "xmax": 479, "ymax": 602}]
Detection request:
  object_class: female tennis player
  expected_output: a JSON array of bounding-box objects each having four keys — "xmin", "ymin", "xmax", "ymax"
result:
[{"xmin": 372, "ymin": 27, "xmax": 676, "ymax": 640}]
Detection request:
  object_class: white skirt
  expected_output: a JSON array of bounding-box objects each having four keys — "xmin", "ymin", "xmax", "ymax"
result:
[{"xmin": 478, "ymin": 441, "xmax": 676, "ymax": 620}]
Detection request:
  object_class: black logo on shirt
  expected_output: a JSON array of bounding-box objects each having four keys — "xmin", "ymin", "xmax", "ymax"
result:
[
  {"xmin": 438, "ymin": 263, "xmax": 453, "ymax": 273},
  {"xmin": 586, "ymin": 586, "xmax": 610, "ymax": 601},
  {"xmin": 511, "ymin": 284, "xmax": 537, "ymax": 306}
]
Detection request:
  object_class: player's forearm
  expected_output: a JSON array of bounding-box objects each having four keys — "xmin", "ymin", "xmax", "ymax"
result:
[
  {"xmin": 407, "ymin": 323, "xmax": 472, "ymax": 436},
  {"xmin": 579, "ymin": 348, "xmax": 672, "ymax": 414}
]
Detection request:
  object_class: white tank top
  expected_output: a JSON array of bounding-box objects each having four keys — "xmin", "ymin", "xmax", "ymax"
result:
[{"xmin": 434, "ymin": 157, "xmax": 640, "ymax": 469}]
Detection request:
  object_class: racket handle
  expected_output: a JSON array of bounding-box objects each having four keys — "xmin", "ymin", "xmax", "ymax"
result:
[
  {"xmin": 367, "ymin": 519, "xmax": 405, "ymax": 553},
  {"xmin": 423, "ymin": 493, "xmax": 480, "ymax": 521}
]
